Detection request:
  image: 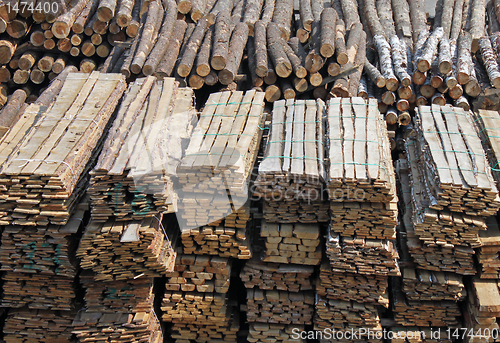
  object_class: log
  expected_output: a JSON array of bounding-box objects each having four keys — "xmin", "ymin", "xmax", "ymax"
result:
[
  {"xmin": 0, "ymin": 39, "xmax": 15, "ymax": 64},
  {"xmin": 282, "ymin": 38, "xmax": 306, "ymax": 78},
  {"xmin": 409, "ymin": 0, "xmax": 426, "ymax": 43},
  {"xmin": 299, "ymin": 0, "xmax": 313, "ymax": 31},
  {"xmin": 57, "ymin": 37, "xmax": 71, "ymax": 52},
  {"xmin": 334, "ymin": 18, "xmax": 348, "ymax": 64},
  {"xmin": 470, "ymin": 0, "xmax": 486, "ymax": 52},
  {"xmin": 340, "ymin": 0, "xmax": 360, "ymax": 28},
  {"xmin": 0, "ymin": 89, "xmax": 27, "ymax": 136},
  {"xmin": 191, "ymin": 0, "xmax": 206, "ymax": 21},
  {"xmin": 177, "ymin": 17, "xmax": 209, "ymax": 77},
  {"xmin": 30, "ymin": 30, "xmax": 45, "ymax": 46},
  {"xmin": 272, "ymin": 0, "xmax": 294, "ymax": 40},
  {"xmin": 266, "ymin": 22, "xmax": 292, "ymax": 78},
  {"xmin": 243, "ymin": 0, "xmax": 263, "ymax": 34},
  {"xmin": 178, "ymin": 0, "xmax": 192, "ymax": 14},
  {"xmin": 451, "ymin": 0, "xmax": 464, "ymax": 40},
  {"xmin": 264, "ymin": 59, "xmax": 278, "ymax": 84},
  {"xmin": 390, "ymin": 35, "xmax": 411, "ymax": 87},
  {"xmin": 247, "ymin": 38, "xmax": 264, "ymax": 87},
  {"xmin": 365, "ymin": 0, "xmax": 384, "ymax": 37},
  {"xmin": 219, "ymin": 22, "xmax": 249, "ymax": 84},
  {"xmin": 18, "ymin": 51, "xmax": 38, "ymax": 70},
  {"xmin": 97, "ymin": 0, "xmax": 117, "ymax": 22},
  {"xmin": 81, "ymin": 40, "xmax": 95, "ymax": 56},
  {"xmin": 204, "ymin": 69, "xmax": 218, "ymax": 85},
  {"xmin": 6, "ymin": 18, "xmax": 30, "ymax": 39},
  {"xmin": 377, "ymin": 0, "xmax": 397, "ymax": 38},
  {"xmin": 37, "ymin": 54, "xmax": 54, "ymax": 72},
  {"xmin": 126, "ymin": 0, "xmax": 141, "ymax": 37},
  {"xmin": 73, "ymin": 0, "xmax": 98, "ymax": 33},
  {"xmin": 155, "ymin": 20, "xmax": 189, "ymax": 78},
  {"xmin": 364, "ymin": 58, "xmax": 385, "ymax": 87},
  {"xmin": 261, "ymin": 0, "xmax": 275, "ymax": 25},
  {"xmin": 211, "ymin": 10, "xmax": 231, "ymax": 70},
  {"xmin": 305, "ymin": 20, "xmax": 323, "ymax": 73},
  {"xmin": 195, "ymin": 26, "xmax": 213, "ymax": 77},
  {"xmin": 439, "ymin": 36, "xmax": 453, "ymax": 75},
  {"xmin": 52, "ymin": 0, "xmax": 92, "ymax": 38},
  {"xmin": 70, "ymin": 46, "xmax": 80, "ymax": 56},
  {"xmin": 416, "ymin": 27, "xmax": 444, "ymax": 72},
  {"xmin": 131, "ymin": 0, "xmax": 161, "ymax": 74},
  {"xmin": 347, "ymin": 31, "xmax": 366, "ymax": 96},
  {"xmin": 0, "ymin": 65, "xmax": 10, "ymax": 82},
  {"xmin": 374, "ymin": 35, "xmax": 398, "ymax": 91},
  {"xmin": 392, "ymin": 0, "xmax": 412, "ymax": 48},
  {"xmin": 13, "ymin": 69, "xmax": 30, "ymax": 84},
  {"xmin": 320, "ymin": 8, "xmax": 337, "ymax": 58},
  {"xmin": 254, "ymin": 21, "xmax": 268, "ymax": 77},
  {"xmin": 479, "ymin": 36, "xmax": 500, "ymax": 88}
]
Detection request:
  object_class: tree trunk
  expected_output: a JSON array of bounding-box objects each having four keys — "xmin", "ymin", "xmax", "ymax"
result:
[
  {"xmin": 479, "ymin": 36, "xmax": 500, "ymax": 88},
  {"xmin": 364, "ymin": 0, "xmax": 385, "ymax": 37},
  {"xmin": 195, "ymin": 26, "xmax": 213, "ymax": 77},
  {"xmin": 261, "ymin": 0, "xmax": 275, "ymax": 25},
  {"xmin": 53, "ymin": 0, "xmax": 92, "ymax": 38},
  {"xmin": 266, "ymin": 22, "xmax": 292, "ymax": 78},
  {"xmin": 335, "ymin": 18, "xmax": 348, "ymax": 64},
  {"xmin": 177, "ymin": 17, "xmax": 210, "ymax": 77},
  {"xmin": 450, "ymin": 0, "xmax": 464, "ymax": 40},
  {"xmin": 377, "ymin": 0, "xmax": 397, "ymax": 38},
  {"xmin": 416, "ymin": 27, "xmax": 444, "ymax": 72},
  {"xmin": 247, "ymin": 37, "xmax": 264, "ymax": 87},
  {"xmin": 305, "ymin": 21, "xmax": 324, "ymax": 73},
  {"xmin": 219, "ymin": 21, "xmax": 249, "ymax": 84},
  {"xmin": 392, "ymin": 0, "xmax": 413, "ymax": 48},
  {"xmin": 470, "ymin": 0, "xmax": 486, "ymax": 52},
  {"xmin": 299, "ymin": 0, "xmax": 313, "ymax": 31},
  {"xmin": 340, "ymin": 0, "xmax": 360, "ymax": 29},
  {"xmin": 98, "ymin": 0, "xmax": 118, "ymax": 22},
  {"xmin": 191, "ymin": 0, "xmax": 207, "ymax": 21},
  {"xmin": 211, "ymin": 10, "xmax": 231, "ymax": 70},
  {"xmin": 441, "ymin": 0, "xmax": 455, "ymax": 38},
  {"xmin": 390, "ymin": 35, "xmax": 411, "ymax": 87},
  {"xmin": 364, "ymin": 59, "xmax": 386, "ymax": 87},
  {"xmin": 272, "ymin": 0, "xmax": 294, "ymax": 40},
  {"xmin": 126, "ymin": 0, "xmax": 141, "ymax": 37},
  {"xmin": 320, "ymin": 8, "xmax": 337, "ymax": 58},
  {"xmin": 282, "ymin": 38, "xmax": 307, "ymax": 78},
  {"xmin": 254, "ymin": 20, "xmax": 268, "ymax": 77},
  {"xmin": 101, "ymin": 45, "xmax": 124, "ymax": 72},
  {"xmin": 439, "ymin": 36, "xmax": 452, "ymax": 74},
  {"xmin": 409, "ymin": 0, "xmax": 426, "ymax": 43},
  {"xmin": 374, "ymin": 34, "xmax": 398, "ymax": 90},
  {"xmin": 243, "ymin": 0, "xmax": 264, "ymax": 35},
  {"xmin": 131, "ymin": 0, "xmax": 162, "ymax": 74},
  {"xmin": 347, "ymin": 30, "xmax": 366, "ymax": 96},
  {"xmin": 0, "ymin": 88, "xmax": 27, "ymax": 132}
]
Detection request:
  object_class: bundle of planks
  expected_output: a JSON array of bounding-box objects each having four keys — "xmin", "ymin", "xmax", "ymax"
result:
[
  {"xmin": 476, "ymin": 218, "xmax": 500, "ymax": 279},
  {"xmin": 177, "ymin": 90, "xmax": 265, "ymax": 229},
  {"xmin": 327, "ymin": 97, "xmax": 396, "ymax": 204},
  {"xmin": 326, "ymin": 232, "xmax": 401, "ymax": 276},
  {"xmin": 463, "ymin": 279, "xmax": 500, "ymax": 339},
  {"xmin": 4, "ymin": 308, "xmax": 76, "ymax": 343},
  {"xmin": 89, "ymin": 76, "xmax": 196, "ymax": 222},
  {"xmin": 397, "ymin": 157, "xmax": 477, "ymax": 275},
  {"xmin": 392, "ymin": 279, "xmax": 461, "ymax": 327},
  {"xmin": 0, "ymin": 71, "xmax": 126, "ymax": 226},
  {"xmin": 165, "ymin": 253, "xmax": 231, "ymax": 293},
  {"xmin": 316, "ymin": 261, "xmax": 389, "ymax": 307},
  {"xmin": 80, "ymin": 271, "xmax": 154, "ymax": 313},
  {"xmin": 259, "ymin": 220, "xmax": 322, "ymax": 265},
  {"xmin": 170, "ymin": 315, "xmax": 240, "ymax": 343},
  {"xmin": 402, "ymin": 268, "xmax": 466, "ymax": 301},
  {"xmin": 77, "ymin": 216, "xmax": 177, "ymax": 281},
  {"xmin": 240, "ymin": 258, "xmax": 314, "ymax": 292},
  {"xmin": 1, "ymin": 273, "xmax": 76, "ymax": 311},
  {"xmin": 255, "ymin": 99, "xmax": 329, "ymax": 223},
  {"xmin": 180, "ymin": 222, "xmax": 252, "ymax": 258},
  {"xmin": 314, "ymin": 295, "xmax": 382, "ymax": 331},
  {"xmin": 246, "ymin": 289, "xmax": 314, "ymax": 324},
  {"xmin": 412, "ymin": 105, "xmax": 500, "ymax": 216},
  {"xmin": 72, "ymin": 309, "xmax": 163, "ymax": 343},
  {"xmin": 474, "ymin": 109, "xmax": 500, "ymax": 186},
  {"xmin": 406, "ymin": 137, "xmax": 486, "ymax": 248},
  {"xmin": 247, "ymin": 323, "xmax": 305, "ymax": 343}
]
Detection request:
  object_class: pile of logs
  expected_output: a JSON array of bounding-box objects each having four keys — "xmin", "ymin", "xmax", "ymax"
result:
[
  {"xmin": 316, "ymin": 261, "xmax": 389, "ymax": 307},
  {"xmin": 240, "ymin": 258, "xmax": 314, "ymax": 292},
  {"xmin": 326, "ymin": 231, "xmax": 401, "ymax": 276},
  {"xmin": 180, "ymin": 222, "xmax": 252, "ymax": 259},
  {"xmin": 76, "ymin": 216, "xmax": 177, "ymax": 281},
  {"xmin": 80, "ymin": 271, "xmax": 154, "ymax": 313},
  {"xmin": 247, "ymin": 323, "xmax": 305, "ymax": 343},
  {"xmin": 259, "ymin": 221, "xmax": 322, "ymax": 265},
  {"xmin": 89, "ymin": 77, "xmax": 196, "ymax": 222},
  {"xmin": 4, "ymin": 308, "xmax": 76, "ymax": 342},
  {"xmin": 463, "ymin": 279, "xmax": 500, "ymax": 339},
  {"xmin": 165, "ymin": 253, "xmax": 231, "ymax": 293},
  {"xmin": 255, "ymin": 99, "xmax": 329, "ymax": 223},
  {"xmin": 401, "ymin": 268, "xmax": 466, "ymax": 301},
  {"xmin": 246, "ymin": 288, "xmax": 314, "ymax": 325},
  {"xmin": 72, "ymin": 309, "xmax": 163, "ymax": 343},
  {"xmin": 413, "ymin": 105, "xmax": 500, "ymax": 216},
  {"xmin": 477, "ymin": 218, "xmax": 500, "ymax": 279},
  {"xmin": 0, "ymin": 71, "xmax": 126, "ymax": 226},
  {"xmin": 314, "ymin": 294, "xmax": 382, "ymax": 331}
]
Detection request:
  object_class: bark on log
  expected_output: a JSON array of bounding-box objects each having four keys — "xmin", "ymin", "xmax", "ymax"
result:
[
  {"xmin": 347, "ymin": 30, "xmax": 366, "ymax": 96},
  {"xmin": 195, "ymin": 26, "xmax": 213, "ymax": 77},
  {"xmin": 416, "ymin": 27, "xmax": 444, "ymax": 72},
  {"xmin": 131, "ymin": 0, "xmax": 162, "ymax": 74},
  {"xmin": 211, "ymin": 10, "xmax": 231, "ymax": 70},
  {"xmin": 207, "ymin": 0, "xmax": 233, "ymax": 24},
  {"xmin": 116, "ymin": 0, "xmax": 134, "ymax": 27},
  {"xmin": 19, "ymin": 51, "xmax": 38, "ymax": 70},
  {"xmin": 0, "ymin": 88, "xmax": 27, "ymax": 133},
  {"xmin": 0, "ymin": 40, "xmax": 16, "ymax": 64},
  {"xmin": 365, "ymin": 0, "xmax": 385, "ymax": 37},
  {"xmin": 374, "ymin": 34, "xmax": 398, "ymax": 90},
  {"xmin": 53, "ymin": 0, "xmax": 91, "ymax": 38},
  {"xmin": 6, "ymin": 19, "xmax": 30, "ymax": 39},
  {"xmin": 390, "ymin": 35, "xmax": 411, "ymax": 87},
  {"xmin": 479, "ymin": 36, "xmax": 500, "ymax": 88},
  {"xmin": 38, "ymin": 54, "xmax": 54, "ymax": 72},
  {"xmin": 126, "ymin": 0, "xmax": 141, "ymax": 37},
  {"xmin": 0, "ymin": 65, "xmax": 10, "ymax": 82},
  {"xmin": 261, "ymin": 0, "xmax": 275, "ymax": 25},
  {"xmin": 335, "ymin": 18, "xmax": 348, "ymax": 64},
  {"xmin": 470, "ymin": 0, "xmax": 486, "ymax": 52},
  {"xmin": 364, "ymin": 58, "xmax": 385, "ymax": 87},
  {"xmin": 272, "ymin": 0, "xmax": 294, "ymax": 40},
  {"xmin": 409, "ymin": 0, "xmax": 426, "ymax": 43},
  {"xmin": 219, "ymin": 21, "xmax": 249, "ymax": 84},
  {"xmin": 177, "ymin": 17, "xmax": 210, "ymax": 77},
  {"xmin": 441, "ymin": 0, "xmax": 454, "ymax": 38},
  {"xmin": 247, "ymin": 37, "xmax": 264, "ymax": 87},
  {"xmin": 204, "ymin": 69, "xmax": 218, "ymax": 85},
  {"xmin": 264, "ymin": 59, "xmax": 277, "ymax": 84},
  {"xmin": 392, "ymin": 0, "xmax": 413, "ymax": 48},
  {"xmin": 340, "ymin": 0, "xmax": 360, "ymax": 29},
  {"xmin": 80, "ymin": 58, "xmax": 96, "ymax": 72},
  {"xmin": 377, "ymin": 0, "xmax": 397, "ymax": 38},
  {"xmin": 299, "ymin": 0, "xmax": 313, "ymax": 31},
  {"xmin": 191, "ymin": 0, "xmax": 207, "ymax": 21},
  {"xmin": 243, "ymin": 0, "xmax": 264, "ymax": 35},
  {"xmin": 282, "ymin": 38, "xmax": 307, "ymax": 78},
  {"xmin": 305, "ymin": 21, "xmax": 324, "ymax": 73},
  {"xmin": 439, "ymin": 36, "xmax": 453, "ymax": 74},
  {"xmin": 98, "ymin": 0, "xmax": 117, "ymax": 22},
  {"xmin": 254, "ymin": 20, "xmax": 268, "ymax": 77},
  {"xmin": 450, "ymin": 0, "xmax": 464, "ymax": 40},
  {"xmin": 320, "ymin": 8, "xmax": 337, "ymax": 58}
]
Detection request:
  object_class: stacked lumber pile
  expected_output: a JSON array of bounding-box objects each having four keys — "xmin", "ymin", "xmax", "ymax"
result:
[
  {"xmin": 80, "ymin": 271, "xmax": 154, "ymax": 313},
  {"xmin": 0, "ymin": 71, "xmax": 125, "ymax": 226},
  {"xmin": 316, "ymin": 261, "xmax": 389, "ymax": 307},
  {"xmin": 476, "ymin": 218, "xmax": 500, "ymax": 278},
  {"xmin": 387, "ymin": 328, "xmax": 453, "ymax": 343},
  {"xmin": 247, "ymin": 323, "xmax": 305, "ymax": 343},
  {"xmin": 254, "ymin": 99, "xmax": 329, "ymax": 223},
  {"xmin": 76, "ymin": 216, "xmax": 177, "ymax": 281},
  {"xmin": 4, "ymin": 308, "xmax": 76, "ymax": 343},
  {"xmin": 259, "ymin": 221, "xmax": 322, "ymax": 265},
  {"xmin": 72, "ymin": 309, "xmax": 163, "ymax": 343},
  {"xmin": 89, "ymin": 77, "xmax": 196, "ymax": 222},
  {"xmin": 402, "ymin": 268, "xmax": 466, "ymax": 301},
  {"xmin": 169, "ymin": 316, "xmax": 240, "ymax": 343},
  {"xmin": 398, "ymin": 157, "xmax": 477, "ymax": 275},
  {"xmin": 165, "ymin": 253, "xmax": 231, "ymax": 293},
  {"xmin": 246, "ymin": 289, "xmax": 314, "ymax": 324},
  {"xmin": 474, "ymin": 109, "xmax": 500, "ymax": 186},
  {"xmin": 314, "ymin": 295, "xmax": 382, "ymax": 331},
  {"xmin": 463, "ymin": 278, "xmax": 500, "ymax": 341},
  {"xmin": 240, "ymin": 258, "xmax": 314, "ymax": 291}
]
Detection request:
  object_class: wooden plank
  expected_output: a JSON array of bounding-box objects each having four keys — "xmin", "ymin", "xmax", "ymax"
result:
[
  {"xmin": 304, "ymin": 99, "xmax": 318, "ymax": 179},
  {"xmin": 290, "ymin": 99, "xmax": 305, "ymax": 176}
]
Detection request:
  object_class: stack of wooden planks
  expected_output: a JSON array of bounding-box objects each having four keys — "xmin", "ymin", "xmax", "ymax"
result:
[
  {"xmin": 463, "ymin": 278, "xmax": 500, "ymax": 340},
  {"xmin": 392, "ymin": 279, "xmax": 461, "ymax": 327},
  {"xmin": 89, "ymin": 76, "xmax": 196, "ymax": 222},
  {"xmin": 255, "ymin": 99, "xmax": 329, "ymax": 223},
  {"xmin": 326, "ymin": 232, "xmax": 401, "ymax": 276},
  {"xmin": 387, "ymin": 328, "xmax": 453, "ymax": 343},
  {"xmin": 170, "ymin": 313, "xmax": 240, "ymax": 343},
  {"xmin": 76, "ymin": 216, "xmax": 177, "ymax": 281},
  {"xmin": 165, "ymin": 253, "xmax": 231, "ymax": 293},
  {"xmin": 413, "ymin": 105, "xmax": 500, "ymax": 216},
  {"xmin": 80, "ymin": 271, "xmax": 154, "ymax": 313},
  {"xmin": 180, "ymin": 222, "xmax": 252, "ymax": 259},
  {"xmin": 259, "ymin": 221, "xmax": 322, "ymax": 265},
  {"xmin": 474, "ymin": 109, "xmax": 500, "ymax": 186},
  {"xmin": 240, "ymin": 258, "xmax": 314, "ymax": 292},
  {"xmin": 0, "ymin": 71, "xmax": 126, "ymax": 226},
  {"xmin": 398, "ymin": 157, "xmax": 477, "ymax": 275},
  {"xmin": 4, "ymin": 308, "xmax": 76, "ymax": 343},
  {"xmin": 246, "ymin": 289, "xmax": 314, "ymax": 324},
  {"xmin": 72, "ymin": 309, "xmax": 163, "ymax": 343},
  {"xmin": 477, "ymin": 218, "xmax": 500, "ymax": 279},
  {"xmin": 247, "ymin": 323, "xmax": 305, "ymax": 343},
  {"xmin": 402, "ymin": 268, "xmax": 466, "ymax": 301},
  {"xmin": 316, "ymin": 261, "xmax": 389, "ymax": 307},
  {"xmin": 177, "ymin": 90, "xmax": 265, "ymax": 229},
  {"xmin": 314, "ymin": 295, "xmax": 382, "ymax": 331}
]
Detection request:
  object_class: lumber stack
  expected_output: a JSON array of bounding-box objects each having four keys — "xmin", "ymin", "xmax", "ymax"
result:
[
  {"xmin": 80, "ymin": 271, "xmax": 154, "ymax": 313},
  {"xmin": 463, "ymin": 279, "xmax": 500, "ymax": 341},
  {"xmin": 387, "ymin": 328, "xmax": 453, "ymax": 343},
  {"xmin": 169, "ymin": 314, "xmax": 240, "ymax": 343},
  {"xmin": 165, "ymin": 253, "xmax": 231, "ymax": 293},
  {"xmin": 316, "ymin": 261, "xmax": 389, "ymax": 307},
  {"xmin": 4, "ymin": 308, "xmax": 76, "ymax": 343},
  {"xmin": 247, "ymin": 323, "xmax": 305, "ymax": 343},
  {"xmin": 255, "ymin": 99, "xmax": 329, "ymax": 223},
  {"xmin": 89, "ymin": 77, "xmax": 196, "ymax": 222},
  {"xmin": 476, "ymin": 218, "xmax": 500, "ymax": 278},
  {"xmin": 72, "ymin": 309, "xmax": 163, "ymax": 343},
  {"xmin": 76, "ymin": 216, "xmax": 177, "ymax": 281},
  {"xmin": 246, "ymin": 289, "xmax": 314, "ymax": 325},
  {"xmin": 474, "ymin": 109, "xmax": 500, "ymax": 187},
  {"xmin": 259, "ymin": 221, "xmax": 322, "ymax": 265},
  {"xmin": 240, "ymin": 258, "xmax": 314, "ymax": 292},
  {"xmin": 0, "ymin": 71, "xmax": 125, "ymax": 226},
  {"xmin": 401, "ymin": 268, "xmax": 466, "ymax": 301},
  {"xmin": 314, "ymin": 294, "xmax": 382, "ymax": 331}
]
